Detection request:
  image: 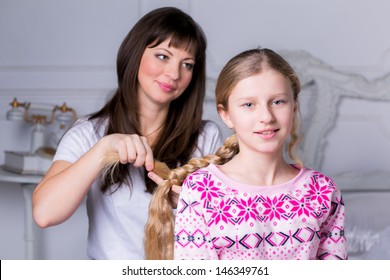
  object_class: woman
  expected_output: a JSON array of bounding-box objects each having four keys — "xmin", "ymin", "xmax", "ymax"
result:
[{"xmin": 32, "ymin": 7, "xmax": 222, "ymax": 259}]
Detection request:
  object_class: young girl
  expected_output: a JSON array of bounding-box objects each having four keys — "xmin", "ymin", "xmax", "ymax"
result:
[
  {"xmin": 32, "ymin": 7, "xmax": 222, "ymax": 260},
  {"xmin": 143, "ymin": 48, "xmax": 347, "ymax": 260}
]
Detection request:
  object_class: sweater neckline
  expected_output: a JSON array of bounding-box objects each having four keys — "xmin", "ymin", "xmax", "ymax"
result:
[{"xmin": 206, "ymin": 163, "xmax": 305, "ymax": 192}]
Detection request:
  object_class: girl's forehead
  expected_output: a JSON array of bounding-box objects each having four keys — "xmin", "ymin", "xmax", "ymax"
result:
[
  {"xmin": 231, "ymin": 71, "xmax": 292, "ymax": 95},
  {"xmin": 225, "ymin": 77, "xmax": 293, "ymax": 107}
]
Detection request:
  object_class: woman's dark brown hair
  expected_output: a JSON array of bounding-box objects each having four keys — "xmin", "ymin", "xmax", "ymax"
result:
[{"xmin": 90, "ymin": 7, "xmax": 207, "ymax": 193}]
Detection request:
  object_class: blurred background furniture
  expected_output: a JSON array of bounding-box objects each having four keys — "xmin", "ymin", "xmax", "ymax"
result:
[{"xmin": 0, "ymin": 167, "xmax": 41, "ymax": 259}]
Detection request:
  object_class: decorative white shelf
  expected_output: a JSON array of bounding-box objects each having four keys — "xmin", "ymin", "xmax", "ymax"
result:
[{"xmin": 0, "ymin": 166, "xmax": 42, "ymax": 260}]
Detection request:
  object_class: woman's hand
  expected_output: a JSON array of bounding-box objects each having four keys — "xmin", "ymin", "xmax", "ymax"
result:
[
  {"xmin": 148, "ymin": 171, "xmax": 181, "ymax": 209},
  {"xmin": 168, "ymin": 185, "xmax": 182, "ymax": 209},
  {"xmin": 101, "ymin": 133, "xmax": 155, "ymax": 171}
]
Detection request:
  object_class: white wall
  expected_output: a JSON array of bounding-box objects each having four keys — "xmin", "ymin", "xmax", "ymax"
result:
[{"xmin": 1, "ymin": 0, "xmax": 390, "ymax": 259}]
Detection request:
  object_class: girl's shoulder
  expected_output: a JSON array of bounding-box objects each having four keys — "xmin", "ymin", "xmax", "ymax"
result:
[
  {"xmin": 301, "ymin": 167, "xmax": 337, "ymax": 186},
  {"xmin": 182, "ymin": 164, "xmax": 215, "ymax": 184},
  {"xmin": 297, "ymin": 167, "xmax": 341, "ymax": 196}
]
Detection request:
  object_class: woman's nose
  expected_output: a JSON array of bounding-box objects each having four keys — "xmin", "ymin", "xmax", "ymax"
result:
[{"xmin": 165, "ymin": 62, "xmax": 180, "ymax": 80}]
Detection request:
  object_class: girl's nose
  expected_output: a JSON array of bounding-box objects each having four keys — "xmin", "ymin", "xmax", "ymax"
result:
[{"xmin": 258, "ymin": 105, "xmax": 275, "ymax": 123}]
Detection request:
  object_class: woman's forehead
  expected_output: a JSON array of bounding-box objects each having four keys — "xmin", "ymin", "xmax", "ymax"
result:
[{"xmin": 168, "ymin": 36, "xmax": 196, "ymax": 54}]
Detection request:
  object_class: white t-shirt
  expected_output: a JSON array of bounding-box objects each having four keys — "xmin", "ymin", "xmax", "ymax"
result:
[{"xmin": 54, "ymin": 116, "xmax": 223, "ymax": 259}]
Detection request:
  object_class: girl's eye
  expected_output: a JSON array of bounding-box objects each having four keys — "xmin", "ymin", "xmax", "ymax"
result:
[
  {"xmin": 182, "ymin": 62, "xmax": 194, "ymax": 71},
  {"xmin": 271, "ymin": 99, "xmax": 286, "ymax": 105},
  {"xmin": 243, "ymin": 102, "xmax": 254, "ymax": 108}
]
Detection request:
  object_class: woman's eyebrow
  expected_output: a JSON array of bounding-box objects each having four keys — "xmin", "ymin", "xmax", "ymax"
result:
[{"xmin": 155, "ymin": 47, "xmax": 195, "ymax": 60}]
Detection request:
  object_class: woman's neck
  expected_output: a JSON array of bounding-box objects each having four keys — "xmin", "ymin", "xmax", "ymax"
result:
[{"xmin": 138, "ymin": 105, "xmax": 168, "ymax": 144}]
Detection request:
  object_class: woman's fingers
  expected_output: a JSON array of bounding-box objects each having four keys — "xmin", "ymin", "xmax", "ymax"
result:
[
  {"xmin": 147, "ymin": 171, "xmax": 165, "ymax": 186},
  {"xmin": 130, "ymin": 136, "xmax": 148, "ymax": 167},
  {"xmin": 148, "ymin": 171, "xmax": 181, "ymax": 208},
  {"xmin": 104, "ymin": 134, "xmax": 154, "ymax": 170},
  {"xmin": 140, "ymin": 136, "xmax": 154, "ymax": 171},
  {"xmin": 169, "ymin": 185, "xmax": 181, "ymax": 209},
  {"xmin": 170, "ymin": 185, "xmax": 181, "ymax": 194}
]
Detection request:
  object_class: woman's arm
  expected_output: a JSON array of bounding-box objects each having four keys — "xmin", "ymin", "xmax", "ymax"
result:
[{"xmin": 32, "ymin": 133, "xmax": 154, "ymax": 228}]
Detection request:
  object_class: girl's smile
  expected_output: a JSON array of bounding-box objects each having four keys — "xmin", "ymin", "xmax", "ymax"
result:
[
  {"xmin": 219, "ymin": 68, "xmax": 295, "ymax": 156},
  {"xmin": 255, "ymin": 128, "xmax": 280, "ymax": 139}
]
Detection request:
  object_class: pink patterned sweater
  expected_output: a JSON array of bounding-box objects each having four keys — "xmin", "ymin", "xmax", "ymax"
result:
[{"xmin": 174, "ymin": 164, "xmax": 347, "ymax": 260}]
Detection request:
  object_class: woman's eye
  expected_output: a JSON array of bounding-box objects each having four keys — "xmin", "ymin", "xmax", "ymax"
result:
[
  {"xmin": 182, "ymin": 62, "xmax": 194, "ymax": 70},
  {"xmin": 156, "ymin": 54, "xmax": 168, "ymax": 61}
]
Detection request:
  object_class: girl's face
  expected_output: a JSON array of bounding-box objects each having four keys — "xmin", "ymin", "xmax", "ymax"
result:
[
  {"xmin": 137, "ymin": 38, "xmax": 195, "ymax": 107},
  {"xmin": 219, "ymin": 68, "xmax": 296, "ymax": 156}
]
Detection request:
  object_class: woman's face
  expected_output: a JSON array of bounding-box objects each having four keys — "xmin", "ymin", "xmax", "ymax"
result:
[
  {"xmin": 137, "ymin": 38, "xmax": 195, "ymax": 107},
  {"xmin": 219, "ymin": 68, "xmax": 296, "ymax": 156}
]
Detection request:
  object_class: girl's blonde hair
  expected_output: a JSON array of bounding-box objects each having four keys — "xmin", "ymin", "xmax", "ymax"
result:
[{"xmin": 101, "ymin": 48, "xmax": 303, "ymax": 259}]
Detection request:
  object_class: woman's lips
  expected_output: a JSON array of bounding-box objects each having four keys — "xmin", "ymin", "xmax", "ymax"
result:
[{"xmin": 158, "ymin": 81, "xmax": 175, "ymax": 92}]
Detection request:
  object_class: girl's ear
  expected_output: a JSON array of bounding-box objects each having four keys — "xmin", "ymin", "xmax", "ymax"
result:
[{"xmin": 217, "ymin": 104, "xmax": 234, "ymax": 129}]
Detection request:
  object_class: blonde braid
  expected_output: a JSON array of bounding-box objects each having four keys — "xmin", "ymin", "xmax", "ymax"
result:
[
  {"xmin": 144, "ymin": 133, "xmax": 238, "ymax": 259},
  {"xmin": 99, "ymin": 134, "xmax": 239, "ymax": 260}
]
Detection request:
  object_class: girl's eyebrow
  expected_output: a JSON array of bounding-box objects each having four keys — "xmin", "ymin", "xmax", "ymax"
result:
[
  {"xmin": 272, "ymin": 93, "xmax": 290, "ymax": 97},
  {"xmin": 236, "ymin": 96, "xmax": 254, "ymax": 101},
  {"xmin": 234, "ymin": 92, "xmax": 291, "ymax": 100}
]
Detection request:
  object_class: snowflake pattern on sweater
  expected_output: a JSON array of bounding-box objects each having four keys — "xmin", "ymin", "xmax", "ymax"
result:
[{"xmin": 174, "ymin": 164, "xmax": 347, "ymax": 260}]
